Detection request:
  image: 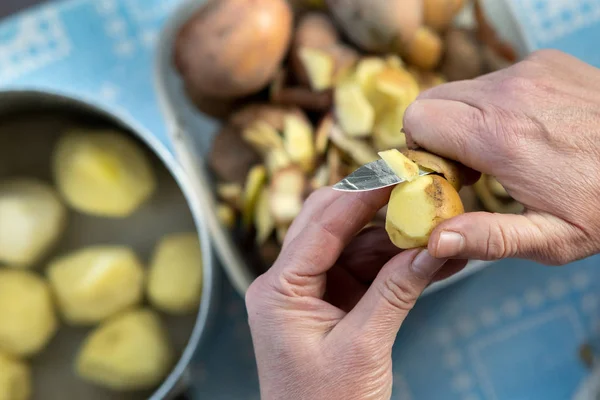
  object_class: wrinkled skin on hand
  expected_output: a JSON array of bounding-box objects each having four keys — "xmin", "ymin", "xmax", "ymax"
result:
[
  {"xmin": 246, "ymin": 187, "xmax": 466, "ymax": 400},
  {"xmin": 404, "ymin": 49, "xmax": 600, "ymax": 265}
]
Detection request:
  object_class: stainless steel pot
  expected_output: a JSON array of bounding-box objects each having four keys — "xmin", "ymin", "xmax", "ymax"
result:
[
  {"xmin": 153, "ymin": 0, "xmax": 529, "ymax": 297},
  {"xmin": 0, "ymin": 90, "xmax": 218, "ymax": 400}
]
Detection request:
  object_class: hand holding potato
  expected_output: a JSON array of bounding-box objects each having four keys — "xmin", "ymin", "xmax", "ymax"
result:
[
  {"xmin": 246, "ymin": 188, "xmax": 466, "ymax": 400},
  {"xmin": 403, "ymin": 49, "xmax": 600, "ymax": 265}
]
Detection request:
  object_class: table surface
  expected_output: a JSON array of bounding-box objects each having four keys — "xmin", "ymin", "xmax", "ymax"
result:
[{"xmin": 2, "ymin": 0, "xmax": 600, "ymax": 399}]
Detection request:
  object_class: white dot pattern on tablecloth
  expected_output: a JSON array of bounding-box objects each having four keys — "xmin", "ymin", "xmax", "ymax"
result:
[
  {"xmin": 0, "ymin": 9, "xmax": 70, "ymax": 83},
  {"xmin": 521, "ymin": 0, "xmax": 600, "ymax": 43}
]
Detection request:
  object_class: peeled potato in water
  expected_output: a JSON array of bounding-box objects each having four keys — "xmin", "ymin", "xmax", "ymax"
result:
[
  {"xmin": 53, "ymin": 129, "xmax": 156, "ymax": 218},
  {"xmin": 0, "ymin": 269, "xmax": 57, "ymax": 357},
  {"xmin": 0, "ymin": 179, "xmax": 67, "ymax": 268},
  {"xmin": 386, "ymin": 175, "xmax": 464, "ymax": 249},
  {"xmin": 47, "ymin": 246, "xmax": 144, "ymax": 326},
  {"xmin": 76, "ymin": 308, "xmax": 173, "ymax": 391},
  {"xmin": 0, "ymin": 351, "xmax": 30, "ymax": 400},
  {"xmin": 147, "ymin": 232, "xmax": 203, "ymax": 315}
]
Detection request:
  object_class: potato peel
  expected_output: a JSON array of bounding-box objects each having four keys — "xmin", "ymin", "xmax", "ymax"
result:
[
  {"xmin": 283, "ymin": 114, "xmax": 316, "ymax": 173},
  {"xmin": 242, "ymin": 165, "xmax": 268, "ymax": 227},
  {"xmin": 254, "ymin": 187, "xmax": 275, "ymax": 244},
  {"xmin": 378, "ymin": 149, "xmax": 419, "ymax": 181},
  {"xmin": 334, "ymin": 82, "xmax": 375, "ymax": 138},
  {"xmin": 268, "ymin": 167, "xmax": 305, "ymax": 225}
]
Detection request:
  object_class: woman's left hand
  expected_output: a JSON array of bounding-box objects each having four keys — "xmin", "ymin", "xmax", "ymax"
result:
[{"xmin": 245, "ymin": 187, "xmax": 467, "ymax": 400}]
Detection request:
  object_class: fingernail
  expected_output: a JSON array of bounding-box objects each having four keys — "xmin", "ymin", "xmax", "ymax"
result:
[
  {"xmin": 436, "ymin": 231, "xmax": 465, "ymax": 258},
  {"xmin": 411, "ymin": 250, "xmax": 446, "ymax": 279}
]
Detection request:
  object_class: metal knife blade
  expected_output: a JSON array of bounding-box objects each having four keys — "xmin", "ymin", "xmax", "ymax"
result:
[{"xmin": 332, "ymin": 159, "xmax": 432, "ymax": 192}]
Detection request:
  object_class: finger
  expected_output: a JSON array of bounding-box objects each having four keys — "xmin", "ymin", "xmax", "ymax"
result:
[
  {"xmin": 336, "ymin": 226, "xmax": 400, "ymax": 283},
  {"xmin": 427, "ymin": 211, "xmax": 584, "ymax": 265},
  {"xmin": 403, "ymin": 99, "xmax": 495, "ymax": 173},
  {"xmin": 282, "ymin": 187, "xmax": 339, "ymax": 250},
  {"xmin": 333, "ymin": 249, "xmax": 447, "ymax": 346},
  {"xmin": 268, "ymin": 188, "xmax": 393, "ymax": 294}
]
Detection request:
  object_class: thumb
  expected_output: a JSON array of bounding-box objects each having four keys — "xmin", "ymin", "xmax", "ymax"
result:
[{"xmin": 428, "ymin": 211, "xmax": 575, "ymax": 265}]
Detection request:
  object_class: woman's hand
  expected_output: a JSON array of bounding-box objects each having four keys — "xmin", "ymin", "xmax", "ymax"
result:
[
  {"xmin": 246, "ymin": 187, "xmax": 466, "ymax": 400},
  {"xmin": 404, "ymin": 49, "xmax": 600, "ymax": 265}
]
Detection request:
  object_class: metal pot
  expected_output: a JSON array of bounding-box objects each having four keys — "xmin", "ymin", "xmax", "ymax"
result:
[{"xmin": 0, "ymin": 89, "xmax": 218, "ymax": 400}]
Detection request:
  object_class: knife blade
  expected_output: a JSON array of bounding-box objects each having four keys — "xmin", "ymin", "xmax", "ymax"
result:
[{"xmin": 332, "ymin": 159, "xmax": 432, "ymax": 192}]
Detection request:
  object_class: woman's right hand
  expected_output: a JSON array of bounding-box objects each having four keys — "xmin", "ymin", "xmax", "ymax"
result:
[{"xmin": 403, "ymin": 49, "xmax": 600, "ymax": 265}]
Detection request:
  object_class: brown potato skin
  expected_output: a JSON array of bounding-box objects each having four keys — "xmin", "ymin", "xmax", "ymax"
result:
[
  {"xmin": 174, "ymin": 0, "xmax": 293, "ymax": 99},
  {"xmin": 326, "ymin": 0, "xmax": 422, "ymax": 53},
  {"xmin": 209, "ymin": 125, "xmax": 261, "ymax": 184},
  {"xmin": 441, "ymin": 28, "xmax": 484, "ymax": 81}
]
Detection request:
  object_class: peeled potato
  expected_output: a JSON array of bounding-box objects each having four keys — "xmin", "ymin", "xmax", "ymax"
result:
[
  {"xmin": 386, "ymin": 175, "xmax": 464, "ymax": 249},
  {"xmin": 53, "ymin": 130, "xmax": 156, "ymax": 218},
  {"xmin": 0, "ymin": 179, "xmax": 67, "ymax": 268},
  {"xmin": 0, "ymin": 351, "xmax": 30, "ymax": 400},
  {"xmin": 76, "ymin": 308, "xmax": 174, "ymax": 391},
  {"xmin": 147, "ymin": 233, "xmax": 203, "ymax": 315},
  {"xmin": 0, "ymin": 269, "xmax": 57, "ymax": 357},
  {"xmin": 47, "ymin": 246, "xmax": 144, "ymax": 325}
]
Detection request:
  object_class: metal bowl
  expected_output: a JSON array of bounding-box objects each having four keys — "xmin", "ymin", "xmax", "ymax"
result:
[
  {"xmin": 0, "ymin": 90, "xmax": 218, "ymax": 400},
  {"xmin": 153, "ymin": 0, "xmax": 529, "ymax": 297}
]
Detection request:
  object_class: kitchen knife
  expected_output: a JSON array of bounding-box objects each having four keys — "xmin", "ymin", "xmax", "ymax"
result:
[{"xmin": 332, "ymin": 159, "xmax": 433, "ymax": 192}]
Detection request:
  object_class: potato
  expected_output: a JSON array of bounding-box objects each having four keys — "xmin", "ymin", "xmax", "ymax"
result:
[
  {"xmin": 174, "ymin": 0, "xmax": 293, "ymax": 99},
  {"xmin": 404, "ymin": 27, "xmax": 444, "ymax": 70},
  {"xmin": 441, "ymin": 28, "xmax": 484, "ymax": 81},
  {"xmin": 0, "ymin": 179, "xmax": 67, "ymax": 268},
  {"xmin": 47, "ymin": 246, "xmax": 144, "ymax": 325},
  {"xmin": 76, "ymin": 309, "xmax": 173, "ymax": 391},
  {"xmin": 386, "ymin": 175, "xmax": 464, "ymax": 249},
  {"xmin": 53, "ymin": 130, "xmax": 156, "ymax": 218},
  {"xmin": 0, "ymin": 351, "xmax": 30, "ymax": 400},
  {"xmin": 424, "ymin": 0, "xmax": 465, "ymax": 32},
  {"xmin": 0, "ymin": 269, "xmax": 57, "ymax": 357},
  {"xmin": 147, "ymin": 233, "xmax": 203, "ymax": 315},
  {"xmin": 326, "ymin": 0, "xmax": 422, "ymax": 54}
]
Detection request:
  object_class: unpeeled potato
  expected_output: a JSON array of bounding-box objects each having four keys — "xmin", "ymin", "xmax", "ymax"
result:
[
  {"xmin": 0, "ymin": 269, "xmax": 57, "ymax": 357},
  {"xmin": 0, "ymin": 351, "xmax": 30, "ymax": 400},
  {"xmin": 386, "ymin": 175, "xmax": 464, "ymax": 249},
  {"xmin": 53, "ymin": 129, "xmax": 156, "ymax": 218},
  {"xmin": 0, "ymin": 179, "xmax": 67, "ymax": 268},
  {"xmin": 326, "ymin": 0, "xmax": 422, "ymax": 54},
  {"xmin": 76, "ymin": 309, "xmax": 173, "ymax": 391},
  {"xmin": 174, "ymin": 0, "xmax": 293, "ymax": 99}
]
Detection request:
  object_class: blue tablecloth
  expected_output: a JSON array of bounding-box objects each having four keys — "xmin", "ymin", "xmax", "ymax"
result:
[{"xmin": 2, "ymin": 0, "xmax": 600, "ymax": 398}]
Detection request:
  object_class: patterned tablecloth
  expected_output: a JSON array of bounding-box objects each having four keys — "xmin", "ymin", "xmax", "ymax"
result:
[{"xmin": 1, "ymin": 0, "xmax": 600, "ymax": 399}]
